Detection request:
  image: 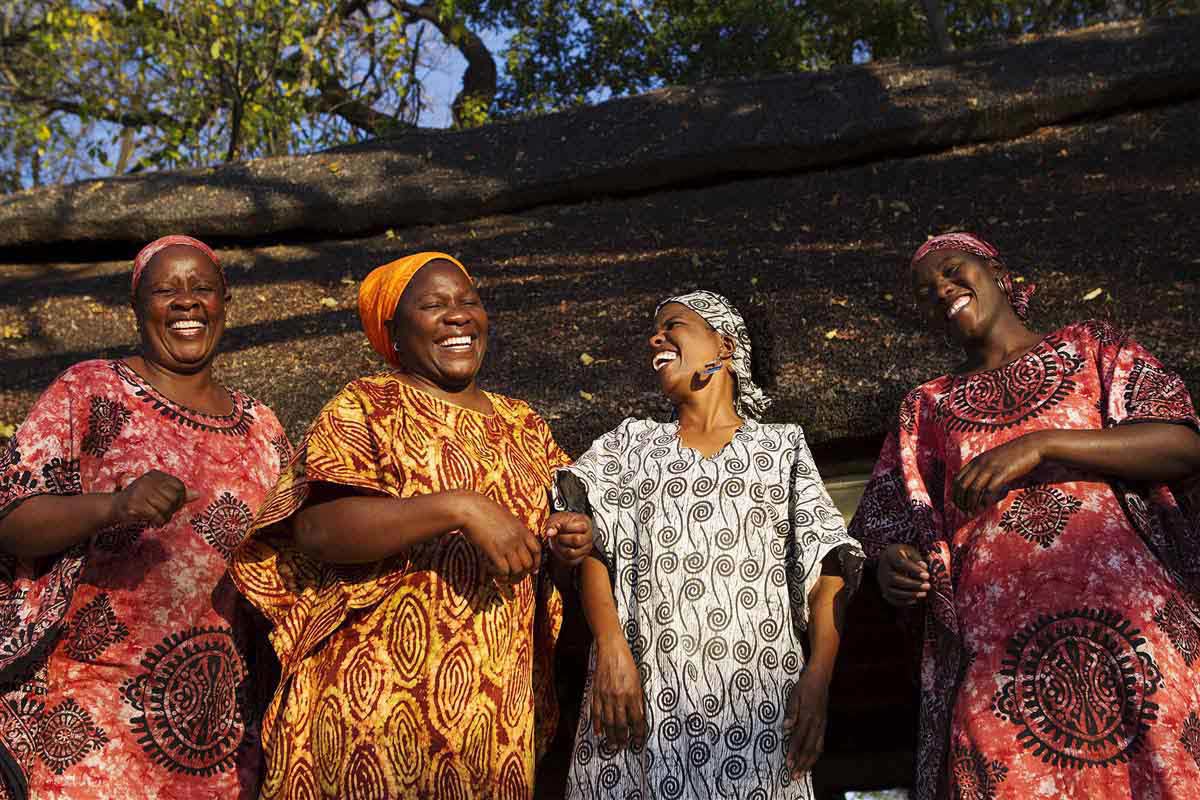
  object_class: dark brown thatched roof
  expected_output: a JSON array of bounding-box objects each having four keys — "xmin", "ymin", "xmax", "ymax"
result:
[{"xmin": 1, "ymin": 18, "xmax": 1198, "ymax": 459}]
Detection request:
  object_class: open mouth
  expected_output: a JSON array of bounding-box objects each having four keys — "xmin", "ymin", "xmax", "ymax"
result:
[
  {"xmin": 438, "ymin": 334, "xmax": 475, "ymax": 352},
  {"xmin": 168, "ymin": 319, "xmax": 206, "ymax": 336},
  {"xmin": 652, "ymin": 351, "xmax": 678, "ymax": 371},
  {"xmin": 945, "ymin": 295, "xmax": 971, "ymax": 320}
]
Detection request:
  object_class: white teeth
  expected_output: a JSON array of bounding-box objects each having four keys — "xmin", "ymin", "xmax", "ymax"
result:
[
  {"xmin": 947, "ymin": 296, "xmax": 970, "ymax": 319},
  {"xmin": 652, "ymin": 351, "xmax": 678, "ymax": 371},
  {"xmin": 169, "ymin": 320, "xmax": 205, "ymax": 331},
  {"xmin": 440, "ymin": 335, "xmax": 472, "ymax": 348}
]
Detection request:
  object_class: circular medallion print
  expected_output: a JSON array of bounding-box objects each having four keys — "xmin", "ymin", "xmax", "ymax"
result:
[
  {"xmin": 940, "ymin": 337, "xmax": 1084, "ymax": 432},
  {"xmin": 993, "ymin": 609, "xmax": 1161, "ymax": 768},
  {"xmin": 122, "ymin": 627, "xmax": 246, "ymax": 776}
]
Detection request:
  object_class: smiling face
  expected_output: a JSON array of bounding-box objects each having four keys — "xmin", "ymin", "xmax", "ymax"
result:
[
  {"xmin": 133, "ymin": 245, "xmax": 228, "ymax": 374},
  {"xmin": 910, "ymin": 248, "xmax": 1013, "ymax": 343},
  {"xmin": 649, "ymin": 302, "xmax": 732, "ymax": 401},
  {"xmin": 389, "ymin": 260, "xmax": 488, "ymax": 391}
]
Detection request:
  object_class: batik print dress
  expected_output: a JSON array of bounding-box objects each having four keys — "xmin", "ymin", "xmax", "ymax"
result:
[
  {"xmin": 230, "ymin": 375, "xmax": 568, "ymax": 800},
  {"xmin": 0, "ymin": 359, "xmax": 289, "ymax": 799},
  {"xmin": 559, "ymin": 418, "xmax": 864, "ymax": 800},
  {"xmin": 849, "ymin": 321, "xmax": 1200, "ymax": 800}
]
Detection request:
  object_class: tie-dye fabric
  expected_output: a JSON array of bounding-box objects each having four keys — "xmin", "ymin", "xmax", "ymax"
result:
[
  {"xmin": 0, "ymin": 359, "xmax": 290, "ymax": 799},
  {"xmin": 849, "ymin": 320, "xmax": 1200, "ymax": 800}
]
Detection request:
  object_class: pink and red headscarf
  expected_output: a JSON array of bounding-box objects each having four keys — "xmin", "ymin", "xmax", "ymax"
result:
[
  {"xmin": 910, "ymin": 232, "xmax": 1036, "ymax": 320},
  {"xmin": 131, "ymin": 235, "xmax": 222, "ymax": 297}
]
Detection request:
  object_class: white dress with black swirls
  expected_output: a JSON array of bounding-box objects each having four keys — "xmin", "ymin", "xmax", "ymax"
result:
[{"xmin": 558, "ymin": 418, "xmax": 864, "ymax": 800}]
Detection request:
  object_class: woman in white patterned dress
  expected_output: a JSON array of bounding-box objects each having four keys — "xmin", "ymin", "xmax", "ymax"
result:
[{"xmin": 557, "ymin": 291, "xmax": 864, "ymax": 800}]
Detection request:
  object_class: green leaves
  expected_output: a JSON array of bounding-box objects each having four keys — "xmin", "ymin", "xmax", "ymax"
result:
[{"xmin": 0, "ymin": 0, "xmax": 1171, "ymax": 191}]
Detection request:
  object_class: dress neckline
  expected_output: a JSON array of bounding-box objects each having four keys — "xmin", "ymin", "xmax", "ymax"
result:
[
  {"xmin": 391, "ymin": 374, "xmax": 498, "ymax": 419},
  {"xmin": 950, "ymin": 328, "xmax": 1060, "ymax": 379},
  {"xmin": 112, "ymin": 360, "xmax": 252, "ymax": 436},
  {"xmin": 670, "ymin": 418, "xmax": 755, "ymax": 462}
]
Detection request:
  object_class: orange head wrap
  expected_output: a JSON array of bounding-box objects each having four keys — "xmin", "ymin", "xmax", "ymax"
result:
[{"xmin": 358, "ymin": 252, "xmax": 471, "ymax": 367}]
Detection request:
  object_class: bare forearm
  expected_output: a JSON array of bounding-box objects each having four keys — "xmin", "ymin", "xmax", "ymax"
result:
[
  {"xmin": 805, "ymin": 574, "xmax": 848, "ymax": 685},
  {"xmin": 0, "ymin": 493, "xmax": 117, "ymax": 558},
  {"xmin": 293, "ymin": 488, "xmax": 479, "ymax": 564},
  {"xmin": 1035, "ymin": 423, "xmax": 1200, "ymax": 483},
  {"xmin": 579, "ymin": 555, "xmax": 624, "ymax": 645}
]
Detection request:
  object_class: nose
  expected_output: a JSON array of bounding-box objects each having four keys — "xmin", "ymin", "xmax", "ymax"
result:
[
  {"xmin": 444, "ymin": 305, "xmax": 472, "ymax": 326},
  {"xmin": 648, "ymin": 329, "xmax": 666, "ymax": 349},
  {"xmin": 934, "ymin": 275, "xmax": 959, "ymax": 302},
  {"xmin": 169, "ymin": 292, "xmax": 201, "ymax": 310}
]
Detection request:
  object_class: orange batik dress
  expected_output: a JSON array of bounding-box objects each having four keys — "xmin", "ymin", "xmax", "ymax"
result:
[{"xmin": 230, "ymin": 374, "xmax": 568, "ymax": 800}]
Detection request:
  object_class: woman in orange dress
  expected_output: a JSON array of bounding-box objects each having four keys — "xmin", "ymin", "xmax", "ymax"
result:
[{"xmin": 231, "ymin": 252, "xmax": 593, "ymax": 799}]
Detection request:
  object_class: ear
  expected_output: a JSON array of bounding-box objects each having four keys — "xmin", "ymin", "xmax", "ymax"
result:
[
  {"xmin": 719, "ymin": 334, "xmax": 737, "ymax": 360},
  {"xmin": 985, "ymin": 257, "xmax": 1008, "ymax": 280}
]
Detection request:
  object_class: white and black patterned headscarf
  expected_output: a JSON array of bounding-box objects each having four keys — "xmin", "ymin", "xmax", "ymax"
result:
[{"xmin": 656, "ymin": 290, "xmax": 772, "ymax": 420}]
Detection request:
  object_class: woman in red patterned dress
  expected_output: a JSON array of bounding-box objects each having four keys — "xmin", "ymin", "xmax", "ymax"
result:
[
  {"xmin": 0, "ymin": 236, "xmax": 289, "ymax": 798},
  {"xmin": 849, "ymin": 233, "xmax": 1200, "ymax": 799}
]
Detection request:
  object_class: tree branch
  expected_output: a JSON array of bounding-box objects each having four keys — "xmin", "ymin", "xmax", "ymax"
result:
[
  {"xmin": 388, "ymin": 1, "xmax": 496, "ymax": 126},
  {"xmin": 11, "ymin": 92, "xmax": 179, "ymax": 130}
]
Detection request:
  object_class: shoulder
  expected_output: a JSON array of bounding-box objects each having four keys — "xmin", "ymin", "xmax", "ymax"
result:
[
  {"xmin": 32, "ymin": 360, "xmax": 125, "ymax": 407},
  {"xmin": 55, "ymin": 359, "xmax": 123, "ymax": 389},
  {"xmin": 1062, "ymin": 318, "xmax": 1127, "ymax": 349},
  {"xmin": 587, "ymin": 418, "xmax": 662, "ymax": 454},
  {"xmin": 238, "ymin": 392, "xmax": 285, "ymax": 435},
  {"xmin": 750, "ymin": 420, "xmax": 803, "ymax": 444}
]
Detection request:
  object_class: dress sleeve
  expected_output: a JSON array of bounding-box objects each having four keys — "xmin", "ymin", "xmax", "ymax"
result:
[
  {"xmin": 786, "ymin": 428, "xmax": 864, "ymax": 633},
  {"xmin": 0, "ymin": 372, "xmax": 85, "ymax": 520},
  {"xmin": 550, "ymin": 419, "xmax": 630, "ymax": 589},
  {"xmin": 1087, "ymin": 321, "xmax": 1200, "ymax": 593},
  {"xmin": 0, "ymin": 369, "xmax": 89, "ymax": 680},
  {"xmin": 847, "ymin": 388, "xmax": 946, "ymax": 562},
  {"xmin": 1093, "ymin": 322, "xmax": 1200, "ymax": 431},
  {"xmin": 230, "ymin": 381, "xmax": 403, "ymax": 658}
]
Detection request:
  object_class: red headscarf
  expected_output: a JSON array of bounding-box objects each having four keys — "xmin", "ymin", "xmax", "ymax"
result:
[
  {"xmin": 131, "ymin": 235, "xmax": 222, "ymax": 297},
  {"xmin": 910, "ymin": 232, "xmax": 1036, "ymax": 320}
]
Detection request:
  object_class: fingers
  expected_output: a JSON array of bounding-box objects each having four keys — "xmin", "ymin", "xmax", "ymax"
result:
[
  {"xmin": 878, "ymin": 545, "xmax": 929, "ymax": 606},
  {"xmin": 551, "ymin": 531, "xmax": 593, "ymax": 567},
  {"xmin": 592, "ymin": 691, "xmax": 603, "ymax": 737},
  {"xmin": 626, "ymin": 693, "xmax": 647, "ymax": 750},
  {"xmin": 606, "ymin": 695, "xmax": 630, "ymax": 747},
  {"xmin": 888, "ymin": 546, "xmax": 929, "ymax": 579}
]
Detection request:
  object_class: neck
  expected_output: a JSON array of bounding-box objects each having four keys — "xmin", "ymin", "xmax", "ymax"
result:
[
  {"xmin": 674, "ymin": 377, "xmax": 743, "ymax": 432},
  {"xmin": 961, "ymin": 313, "xmax": 1043, "ymax": 371},
  {"xmin": 130, "ymin": 354, "xmax": 216, "ymax": 397},
  {"xmin": 396, "ymin": 370, "xmax": 488, "ymax": 408}
]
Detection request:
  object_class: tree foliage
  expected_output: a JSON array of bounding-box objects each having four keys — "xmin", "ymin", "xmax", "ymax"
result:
[{"xmin": 0, "ymin": 0, "xmax": 1193, "ymax": 191}]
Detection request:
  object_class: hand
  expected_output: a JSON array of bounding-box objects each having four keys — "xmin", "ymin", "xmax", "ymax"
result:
[
  {"xmin": 784, "ymin": 668, "xmax": 830, "ymax": 778},
  {"xmin": 877, "ymin": 544, "xmax": 929, "ymax": 607},
  {"xmin": 953, "ymin": 432, "xmax": 1046, "ymax": 515},
  {"xmin": 591, "ymin": 633, "xmax": 647, "ymax": 750},
  {"xmin": 460, "ymin": 495, "xmax": 543, "ymax": 584},
  {"xmin": 109, "ymin": 469, "xmax": 199, "ymax": 528},
  {"xmin": 546, "ymin": 511, "xmax": 593, "ymax": 567}
]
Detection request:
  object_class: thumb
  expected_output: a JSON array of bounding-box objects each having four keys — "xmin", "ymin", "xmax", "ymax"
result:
[
  {"xmin": 545, "ymin": 524, "xmax": 559, "ymax": 538},
  {"xmin": 184, "ymin": 487, "xmax": 202, "ymax": 503}
]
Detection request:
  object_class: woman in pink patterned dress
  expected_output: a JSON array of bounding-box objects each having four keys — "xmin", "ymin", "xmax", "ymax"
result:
[
  {"xmin": 849, "ymin": 232, "xmax": 1200, "ymax": 799},
  {"xmin": 0, "ymin": 236, "xmax": 289, "ymax": 799}
]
